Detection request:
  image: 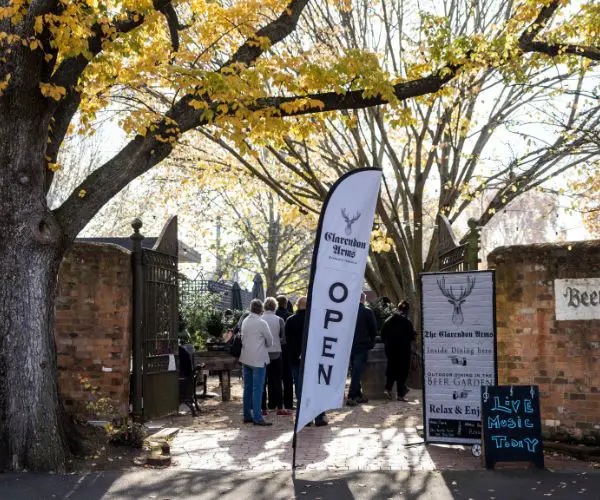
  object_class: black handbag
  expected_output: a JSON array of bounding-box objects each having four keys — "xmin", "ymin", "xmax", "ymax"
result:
[{"xmin": 228, "ymin": 334, "xmax": 242, "ymax": 358}]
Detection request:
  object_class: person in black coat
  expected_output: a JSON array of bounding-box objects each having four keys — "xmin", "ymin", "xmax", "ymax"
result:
[
  {"xmin": 347, "ymin": 293, "xmax": 378, "ymax": 405},
  {"xmin": 285, "ymin": 296, "xmax": 327, "ymax": 426},
  {"xmin": 284, "ymin": 297, "xmax": 305, "ymax": 388},
  {"xmin": 276, "ymin": 295, "xmax": 294, "ymax": 410},
  {"xmin": 381, "ymin": 300, "xmax": 416, "ymax": 401}
]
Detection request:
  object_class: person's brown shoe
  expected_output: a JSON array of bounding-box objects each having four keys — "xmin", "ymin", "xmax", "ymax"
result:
[{"xmin": 254, "ymin": 420, "xmax": 273, "ymax": 426}]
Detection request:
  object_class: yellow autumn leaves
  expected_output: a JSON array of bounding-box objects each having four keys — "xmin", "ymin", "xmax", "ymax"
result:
[
  {"xmin": 371, "ymin": 228, "xmax": 394, "ymax": 253},
  {"xmin": 39, "ymin": 82, "xmax": 67, "ymax": 101}
]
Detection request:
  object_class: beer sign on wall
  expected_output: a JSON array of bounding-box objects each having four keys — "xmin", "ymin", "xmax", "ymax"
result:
[
  {"xmin": 421, "ymin": 271, "xmax": 497, "ymax": 445},
  {"xmin": 555, "ymin": 278, "xmax": 600, "ymax": 321}
]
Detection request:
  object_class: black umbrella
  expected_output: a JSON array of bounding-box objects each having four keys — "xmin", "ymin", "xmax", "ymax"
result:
[
  {"xmin": 251, "ymin": 273, "xmax": 265, "ymax": 301},
  {"xmin": 231, "ymin": 281, "xmax": 243, "ymax": 310}
]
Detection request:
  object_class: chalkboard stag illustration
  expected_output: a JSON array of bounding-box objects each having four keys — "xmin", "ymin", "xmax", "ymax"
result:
[
  {"xmin": 437, "ymin": 276, "xmax": 476, "ymax": 325},
  {"xmin": 341, "ymin": 208, "xmax": 361, "ymax": 236}
]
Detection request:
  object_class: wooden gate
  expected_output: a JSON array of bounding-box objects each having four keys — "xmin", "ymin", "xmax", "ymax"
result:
[{"xmin": 131, "ymin": 216, "xmax": 179, "ymax": 420}]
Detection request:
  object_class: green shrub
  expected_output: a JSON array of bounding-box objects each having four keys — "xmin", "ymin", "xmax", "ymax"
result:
[
  {"xmin": 108, "ymin": 419, "xmax": 146, "ymax": 448},
  {"xmin": 205, "ymin": 309, "xmax": 225, "ymax": 342},
  {"xmin": 180, "ymin": 292, "xmax": 223, "ymax": 348}
]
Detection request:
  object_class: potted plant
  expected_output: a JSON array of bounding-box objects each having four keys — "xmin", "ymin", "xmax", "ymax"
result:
[
  {"xmin": 180, "ymin": 291, "xmax": 222, "ymax": 351},
  {"xmin": 205, "ymin": 309, "xmax": 227, "ymax": 351}
]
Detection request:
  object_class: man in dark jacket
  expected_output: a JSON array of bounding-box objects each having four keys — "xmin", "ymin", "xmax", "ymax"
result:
[
  {"xmin": 285, "ymin": 296, "xmax": 327, "ymax": 426},
  {"xmin": 285, "ymin": 296, "xmax": 306, "ymax": 399},
  {"xmin": 276, "ymin": 295, "xmax": 294, "ymax": 410},
  {"xmin": 381, "ymin": 300, "xmax": 416, "ymax": 401},
  {"xmin": 347, "ymin": 293, "xmax": 378, "ymax": 406}
]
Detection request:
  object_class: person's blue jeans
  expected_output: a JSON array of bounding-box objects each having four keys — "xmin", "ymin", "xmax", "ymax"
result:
[
  {"xmin": 291, "ymin": 363, "xmax": 326, "ymax": 425},
  {"xmin": 291, "ymin": 364, "xmax": 300, "ymax": 401},
  {"xmin": 348, "ymin": 348, "xmax": 369, "ymax": 400},
  {"xmin": 243, "ymin": 364, "xmax": 267, "ymax": 423}
]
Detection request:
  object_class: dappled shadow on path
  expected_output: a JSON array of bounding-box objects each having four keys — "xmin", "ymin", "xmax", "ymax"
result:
[
  {"xmin": 0, "ymin": 469, "xmax": 452, "ymax": 499},
  {"xmin": 3, "ymin": 468, "xmax": 599, "ymax": 499},
  {"xmin": 169, "ymin": 378, "xmax": 475, "ymax": 472},
  {"xmin": 440, "ymin": 469, "xmax": 598, "ymax": 500},
  {"xmin": 291, "ymin": 470, "xmax": 447, "ymax": 499}
]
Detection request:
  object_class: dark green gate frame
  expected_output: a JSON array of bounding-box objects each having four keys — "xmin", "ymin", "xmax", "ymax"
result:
[
  {"xmin": 408, "ymin": 215, "xmax": 481, "ymax": 391},
  {"xmin": 131, "ymin": 216, "xmax": 180, "ymax": 421},
  {"xmin": 437, "ymin": 215, "xmax": 480, "ymax": 272}
]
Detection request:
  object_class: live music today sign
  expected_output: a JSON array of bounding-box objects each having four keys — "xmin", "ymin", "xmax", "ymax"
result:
[{"xmin": 421, "ymin": 271, "xmax": 497, "ymax": 445}]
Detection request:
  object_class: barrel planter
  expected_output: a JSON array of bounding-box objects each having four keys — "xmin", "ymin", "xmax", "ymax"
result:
[
  {"xmin": 406, "ymin": 346, "xmax": 423, "ymax": 390},
  {"xmin": 361, "ymin": 342, "xmax": 387, "ymax": 399},
  {"xmin": 361, "ymin": 342, "xmax": 422, "ymax": 399}
]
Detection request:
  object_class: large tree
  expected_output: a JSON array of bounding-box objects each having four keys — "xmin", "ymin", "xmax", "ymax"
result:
[
  {"xmin": 0, "ymin": 0, "xmax": 597, "ymax": 471},
  {"xmin": 197, "ymin": 0, "xmax": 600, "ymax": 304}
]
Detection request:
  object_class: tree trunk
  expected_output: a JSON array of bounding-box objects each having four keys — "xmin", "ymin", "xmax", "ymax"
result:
[
  {"xmin": 0, "ymin": 93, "xmax": 69, "ymax": 471},
  {"xmin": 0, "ymin": 240, "xmax": 69, "ymax": 472},
  {"xmin": 265, "ymin": 279, "xmax": 278, "ymax": 298}
]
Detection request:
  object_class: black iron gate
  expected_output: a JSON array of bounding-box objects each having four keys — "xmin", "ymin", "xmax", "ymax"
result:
[
  {"xmin": 436, "ymin": 215, "xmax": 480, "ymax": 272},
  {"xmin": 131, "ymin": 216, "xmax": 179, "ymax": 420}
]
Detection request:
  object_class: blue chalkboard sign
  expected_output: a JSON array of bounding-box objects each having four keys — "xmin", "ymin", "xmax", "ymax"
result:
[{"xmin": 481, "ymin": 385, "xmax": 544, "ymax": 469}]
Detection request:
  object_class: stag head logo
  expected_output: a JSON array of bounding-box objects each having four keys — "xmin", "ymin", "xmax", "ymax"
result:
[
  {"xmin": 341, "ymin": 208, "xmax": 361, "ymax": 236},
  {"xmin": 437, "ymin": 276, "xmax": 476, "ymax": 325}
]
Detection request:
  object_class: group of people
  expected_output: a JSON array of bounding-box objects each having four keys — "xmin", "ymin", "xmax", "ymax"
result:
[
  {"xmin": 237, "ymin": 295, "xmax": 326, "ymax": 426},
  {"xmin": 237, "ymin": 294, "xmax": 416, "ymax": 426}
]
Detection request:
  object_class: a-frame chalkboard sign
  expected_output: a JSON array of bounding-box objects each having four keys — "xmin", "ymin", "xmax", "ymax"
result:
[{"xmin": 481, "ymin": 385, "xmax": 544, "ymax": 469}]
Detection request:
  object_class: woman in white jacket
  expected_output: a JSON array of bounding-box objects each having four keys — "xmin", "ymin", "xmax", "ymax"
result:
[{"xmin": 239, "ymin": 299, "xmax": 273, "ymax": 425}]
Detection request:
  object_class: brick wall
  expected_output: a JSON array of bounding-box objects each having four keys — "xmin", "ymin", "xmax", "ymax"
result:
[
  {"xmin": 488, "ymin": 240, "xmax": 600, "ymax": 444},
  {"xmin": 55, "ymin": 242, "xmax": 132, "ymax": 419}
]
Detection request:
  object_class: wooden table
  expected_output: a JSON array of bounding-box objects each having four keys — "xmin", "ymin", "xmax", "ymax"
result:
[{"xmin": 193, "ymin": 350, "xmax": 239, "ymax": 402}]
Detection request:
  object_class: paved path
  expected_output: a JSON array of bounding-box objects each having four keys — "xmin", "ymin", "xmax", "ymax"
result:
[
  {"xmin": 165, "ymin": 378, "xmax": 589, "ymax": 472},
  {"xmin": 169, "ymin": 381, "xmax": 467, "ymax": 471},
  {"xmin": 2, "ymin": 469, "xmax": 599, "ymax": 499},
  {"xmin": 2, "ymin": 380, "xmax": 597, "ymax": 499},
  {"xmin": 172, "ymin": 426, "xmax": 447, "ymax": 471}
]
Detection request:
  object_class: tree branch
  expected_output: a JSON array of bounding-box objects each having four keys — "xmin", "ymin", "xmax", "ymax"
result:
[
  {"xmin": 155, "ymin": 2, "xmax": 187, "ymax": 52},
  {"xmin": 518, "ymin": 0, "xmax": 600, "ymax": 61},
  {"xmin": 45, "ymin": 1, "xmax": 176, "ymax": 192},
  {"xmin": 28, "ymin": 0, "xmax": 59, "ymax": 16},
  {"xmin": 54, "ymin": 0, "xmax": 310, "ymax": 240},
  {"xmin": 524, "ymin": 41, "xmax": 600, "ymax": 61}
]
